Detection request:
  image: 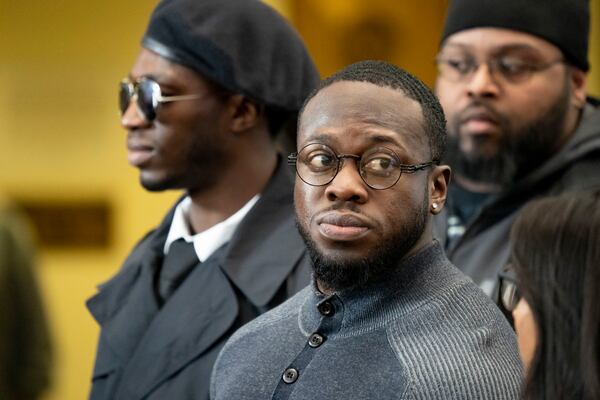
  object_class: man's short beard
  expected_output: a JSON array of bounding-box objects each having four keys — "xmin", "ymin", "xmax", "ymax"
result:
[
  {"xmin": 296, "ymin": 195, "xmax": 429, "ymax": 293},
  {"xmin": 140, "ymin": 135, "xmax": 226, "ymax": 193},
  {"xmin": 445, "ymin": 79, "xmax": 571, "ymax": 187}
]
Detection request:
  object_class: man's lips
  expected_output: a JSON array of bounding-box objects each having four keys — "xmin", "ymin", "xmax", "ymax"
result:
[
  {"xmin": 316, "ymin": 213, "xmax": 372, "ymax": 241},
  {"xmin": 127, "ymin": 141, "xmax": 154, "ymax": 167},
  {"xmin": 459, "ymin": 108, "xmax": 500, "ymax": 134},
  {"xmin": 462, "ymin": 119, "xmax": 497, "ymax": 133}
]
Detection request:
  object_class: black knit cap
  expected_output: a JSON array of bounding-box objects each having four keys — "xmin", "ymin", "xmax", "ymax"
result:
[
  {"xmin": 440, "ymin": 0, "xmax": 590, "ymax": 71},
  {"xmin": 141, "ymin": 0, "xmax": 320, "ymax": 111}
]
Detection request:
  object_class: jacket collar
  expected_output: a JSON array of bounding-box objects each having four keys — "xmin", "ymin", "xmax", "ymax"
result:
[
  {"xmin": 115, "ymin": 249, "xmax": 238, "ymax": 400},
  {"xmin": 88, "ymin": 155, "xmax": 302, "ymax": 321},
  {"xmin": 87, "ymin": 198, "xmax": 178, "ymax": 324},
  {"xmin": 299, "ymin": 241, "xmax": 462, "ymax": 338},
  {"xmin": 88, "ymin": 233, "xmax": 238, "ymax": 399},
  {"xmin": 86, "ymin": 157, "xmax": 305, "ymax": 396},
  {"xmin": 220, "ymin": 157, "xmax": 305, "ymax": 307}
]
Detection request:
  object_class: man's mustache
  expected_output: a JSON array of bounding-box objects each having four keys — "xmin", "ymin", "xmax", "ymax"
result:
[
  {"xmin": 457, "ymin": 101, "xmax": 503, "ymax": 126},
  {"xmin": 322, "ymin": 201, "xmax": 362, "ymax": 214}
]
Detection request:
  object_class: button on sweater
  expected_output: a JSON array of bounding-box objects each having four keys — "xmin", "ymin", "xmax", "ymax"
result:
[{"xmin": 211, "ymin": 241, "xmax": 522, "ymax": 400}]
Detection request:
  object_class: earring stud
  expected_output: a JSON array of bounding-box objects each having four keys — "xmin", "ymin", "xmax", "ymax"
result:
[{"xmin": 432, "ymin": 203, "xmax": 438, "ymax": 210}]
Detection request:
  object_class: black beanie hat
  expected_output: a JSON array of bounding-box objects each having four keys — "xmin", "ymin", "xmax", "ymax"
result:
[
  {"xmin": 141, "ymin": 0, "xmax": 320, "ymax": 111},
  {"xmin": 441, "ymin": 0, "xmax": 590, "ymax": 72}
]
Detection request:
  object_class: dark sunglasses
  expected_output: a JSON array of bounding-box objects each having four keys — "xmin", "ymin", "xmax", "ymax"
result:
[{"xmin": 119, "ymin": 77, "xmax": 204, "ymax": 121}]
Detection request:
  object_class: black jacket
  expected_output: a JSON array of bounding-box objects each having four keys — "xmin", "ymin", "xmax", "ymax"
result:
[
  {"xmin": 87, "ymin": 160, "xmax": 311, "ymax": 400},
  {"xmin": 434, "ymin": 99, "xmax": 600, "ymax": 297}
]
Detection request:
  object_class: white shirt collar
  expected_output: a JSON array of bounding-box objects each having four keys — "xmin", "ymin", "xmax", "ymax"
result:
[{"xmin": 164, "ymin": 195, "xmax": 260, "ymax": 262}]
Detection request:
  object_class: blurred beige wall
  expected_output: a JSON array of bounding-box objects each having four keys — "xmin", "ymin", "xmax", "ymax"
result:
[
  {"xmin": 0, "ymin": 1, "xmax": 179, "ymax": 399},
  {"xmin": 0, "ymin": 1, "xmax": 598, "ymax": 399},
  {"xmin": 292, "ymin": 0, "xmax": 447, "ymax": 85}
]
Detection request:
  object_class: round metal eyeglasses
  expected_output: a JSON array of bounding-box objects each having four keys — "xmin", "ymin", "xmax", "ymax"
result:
[{"xmin": 288, "ymin": 143, "xmax": 439, "ymax": 190}]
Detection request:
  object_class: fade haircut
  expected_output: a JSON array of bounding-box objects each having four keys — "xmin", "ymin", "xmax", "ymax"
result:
[{"xmin": 299, "ymin": 60, "xmax": 447, "ymax": 161}]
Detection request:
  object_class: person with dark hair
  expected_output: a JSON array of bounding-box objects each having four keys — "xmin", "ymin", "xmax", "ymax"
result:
[
  {"xmin": 500, "ymin": 191, "xmax": 600, "ymax": 400},
  {"xmin": 211, "ymin": 60, "xmax": 522, "ymax": 400},
  {"xmin": 86, "ymin": 1, "xmax": 320, "ymax": 399},
  {"xmin": 433, "ymin": 0, "xmax": 600, "ymax": 297}
]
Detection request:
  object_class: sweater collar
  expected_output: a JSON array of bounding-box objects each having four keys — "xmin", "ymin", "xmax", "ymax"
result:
[{"xmin": 299, "ymin": 241, "xmax": 462, "ymax": 338}]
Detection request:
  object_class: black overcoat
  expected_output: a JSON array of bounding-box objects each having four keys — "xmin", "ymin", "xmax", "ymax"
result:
[{"xmin": 87, "ymin": 161, "xmax": 311, "ymax": 400}]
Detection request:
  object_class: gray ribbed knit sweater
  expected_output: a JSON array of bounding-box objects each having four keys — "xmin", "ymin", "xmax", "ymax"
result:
[{"xmin": 211, "ymin": 241, "xmax": 522, "ymax": 399}]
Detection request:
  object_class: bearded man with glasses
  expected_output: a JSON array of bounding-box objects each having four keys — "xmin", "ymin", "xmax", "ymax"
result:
[
  {"xmin": 211, "ymin": 60, "xmax": 522, "ymax": 400},
  {"xmin": 433, "ymin": 0, "xmax": 600, "ymax": 298},
  {"xmin": 86, "ymin": 1, "xmax": 319, "ymax": 399}
]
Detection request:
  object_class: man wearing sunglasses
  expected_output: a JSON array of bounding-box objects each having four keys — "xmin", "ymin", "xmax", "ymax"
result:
[
  {"xmin": 433, "ymin": 0, "xmax": 600, "ymax": 297},
  {"xmin": 211, "ymin": 60, "xmax": 522, "ymax": 400},
  {"xmin": 86, "ymin": 0, "xmax": 319, "ymax": 399}
]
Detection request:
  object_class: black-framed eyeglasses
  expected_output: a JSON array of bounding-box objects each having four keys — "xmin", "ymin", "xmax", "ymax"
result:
[
  {"xmin": 288, "ymin": 143, "xmax": 439, "ymax": 190},
  {"xmin": 119, "ymin": 77, "xmax": 205, "ymax": 121},
  {"xmin": 435, "ymin": 54, "xmax": 564, "ymax": 84},
  {"xmin": 498, "ymin": 263, "xmax": 521, "ymax": 315}
]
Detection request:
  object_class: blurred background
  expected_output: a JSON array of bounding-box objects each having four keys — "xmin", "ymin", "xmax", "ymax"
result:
[{"xmin": 0, "ymin": 0, "xmax": 598, "ymax": 398}]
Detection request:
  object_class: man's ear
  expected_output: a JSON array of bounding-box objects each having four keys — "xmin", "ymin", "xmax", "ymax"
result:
[
  {"xmin": 429, "ymin": 165, "xmax": 451, "ymax": 215},
  {"xmin": 227, "ymin": 94, "xmax": 262, "ymax": 133},
  {"xmin": 569, "ymin": 67, "xmax": 587, "ymax": 110}
]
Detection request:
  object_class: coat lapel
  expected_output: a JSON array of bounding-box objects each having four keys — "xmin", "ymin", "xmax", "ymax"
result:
[
  {"xmin": 221, "ymin": 159, "xmax": 308, "ymax": 307},
  {"xmin": 87, "ymin": 161, "xmax": 308, "ymax": 398},
  {"xmin": 87, "ymin": 254, "xmax": 161, "ymax": 368},
  {"xmin": 87, "ymin": 202, "xmax": 178, "ymax": 376},
  {"xmin": 115, "ymin": 248, "xmax": 238, "ymax": 400}
]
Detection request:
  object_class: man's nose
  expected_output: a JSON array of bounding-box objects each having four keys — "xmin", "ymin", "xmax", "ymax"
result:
[
  {"xmin": 466, "ymin": 63, "xmax": 501, "ymax": 99},
  {"xmin": 324, "ymin": 160, "xmax": 368, "ymax": 203},
  {"xmin": 120, "ymin": 96, "xmax": 151, "ymax": 129}
]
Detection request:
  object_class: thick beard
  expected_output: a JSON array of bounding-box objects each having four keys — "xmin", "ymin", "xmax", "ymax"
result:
[
  {"xmin": 445, "ymin": 80, "xmax": 571, "ymax": 187},
  {"xmin": 297, "ymin": 194, "xmax": 429, "ymax": 293}
]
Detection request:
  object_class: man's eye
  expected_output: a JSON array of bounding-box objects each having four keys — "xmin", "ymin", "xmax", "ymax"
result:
[
  {"xmin": 447, "ymin": 58, "xmax": 473, "ymax": 74},
  {"xmin": 306, "ymin": 153, "xmax": 335, "ymax": 171},
  {"xmin": 363, "ymin": 156, "xmax": 396, "ymax": 175},
  {"xmin": 497, "ymin": 58, "xmax": 530, "ymax": 76}
]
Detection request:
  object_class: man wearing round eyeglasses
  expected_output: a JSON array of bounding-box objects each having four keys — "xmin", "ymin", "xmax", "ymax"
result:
[
  {"xmin": 433, "ymin": 0, "xmax": 600, "ymax": 297},
  {"xmin": 86, "ymin": 1, "xmax": 319, "ymax": 399},
  {"xmin": 211, "ymin": 60, "xmax": 522, "ymax": 400}
]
